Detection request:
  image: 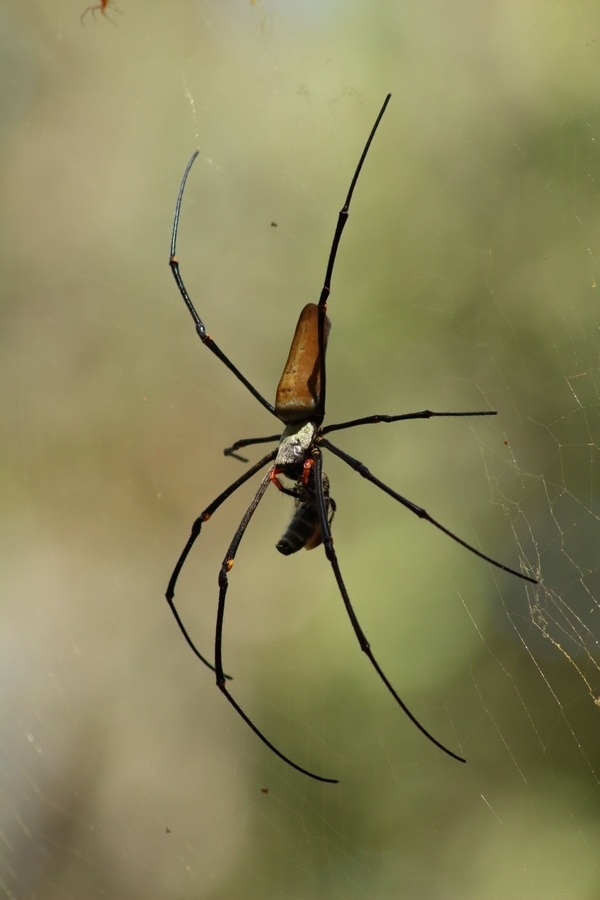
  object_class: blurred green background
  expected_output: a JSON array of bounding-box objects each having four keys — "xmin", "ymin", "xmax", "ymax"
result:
[{"xmin": 2, "ymin": 1, "xmax": 600, "ymax": 897}]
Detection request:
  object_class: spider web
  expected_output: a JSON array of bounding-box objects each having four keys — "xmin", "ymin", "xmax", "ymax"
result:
[{"xmin": 2, "ymin": 1, "xmax": 600, "ymax": 898}]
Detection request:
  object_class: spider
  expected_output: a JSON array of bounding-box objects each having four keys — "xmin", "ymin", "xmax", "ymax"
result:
[
  {"xmin": 80, "ymin": 0, "xmax": 121, "ymax": 24},
  {"xmin": 166, "ymin": 94, "xmax": 537, "ymax": 783}
]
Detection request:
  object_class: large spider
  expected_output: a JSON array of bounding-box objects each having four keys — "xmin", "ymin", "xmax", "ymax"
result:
[{"xmin": 166, "ymin": 94, "xmax": 537, "ymax": 783}]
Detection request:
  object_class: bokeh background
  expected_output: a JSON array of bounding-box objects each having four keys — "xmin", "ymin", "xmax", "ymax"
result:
[{"xmin": 2, "ymin": 1, "xmax": 600, "ymax": 897}]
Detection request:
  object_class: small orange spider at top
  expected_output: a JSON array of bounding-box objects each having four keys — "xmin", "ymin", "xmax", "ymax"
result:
[{"xmin": 80, "ymin": 0, "xmax": 122, "ymax": 24}]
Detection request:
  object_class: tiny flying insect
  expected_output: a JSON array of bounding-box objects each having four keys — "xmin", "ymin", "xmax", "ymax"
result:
[{"xmin": 166, "ymin": 94, "xmax": 538, "ymax": 783}]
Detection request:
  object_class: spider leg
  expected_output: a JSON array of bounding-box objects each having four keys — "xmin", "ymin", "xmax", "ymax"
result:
[
  {"xmin": 321, "ymin": 438, "xmax": 537, "ymax": 584},
  {"xmin": 322, "ymin": 409, "xmax": 497, "ymax": 436},
  {"xmin": 312, "ymin": 450, "xmax": 466, "ymax": 764},
  {"xmin": 315, "ymin": 94, "xmax": 392, "ymax": 423},
  {"xmin": 214, "ymin": 468, "xmax": 338, "ymax": 783},
  {"xmin": 223, "ymin": 433, "xmax": 282, "ymax": 463},
  {"xmin": 170, "ymin": 151, "xmax": 278, "ymax": 420},
  {"xmin": 166, "ymin": 449, "xmax": 277, "ymax": 675},
  {"xmin": 80, "ymin": 3, "xmax": 121, "ymax": 24}
]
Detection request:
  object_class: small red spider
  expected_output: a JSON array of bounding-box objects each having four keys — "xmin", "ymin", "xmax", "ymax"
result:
[{"xmin": 80, "ymin": 0, "xmax": 122, "ymax": 24}]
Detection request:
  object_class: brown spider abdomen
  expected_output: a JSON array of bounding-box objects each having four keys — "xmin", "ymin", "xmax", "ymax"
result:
[{"xmin": 275, "ymin": 303, "xmax": 330, "ymax": 422}]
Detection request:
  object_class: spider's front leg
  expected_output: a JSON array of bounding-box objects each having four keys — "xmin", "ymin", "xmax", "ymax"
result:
[
  {"xmin": 321, "ymin": 438, "xmax": 537, "ymax": 584},
  {"xmin": 165, "ymin": 449, "xmax": 277, "ymax": 675},
  {"xmin": 312, "ymin": 449, "xmax": 466, "ymax": 763},
  {"xmin": 213, "ymin": 467, "xmax": 338, "ymax": 784}
]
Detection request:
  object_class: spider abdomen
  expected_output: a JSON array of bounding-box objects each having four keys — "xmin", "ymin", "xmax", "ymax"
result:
[{"xmin": 275, "ymin": 304, "xmax": 331, "ymax": 423}]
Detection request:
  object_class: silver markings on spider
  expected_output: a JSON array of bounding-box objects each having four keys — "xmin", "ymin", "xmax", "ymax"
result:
[{"xmin": 166, "ymin": 94, "xmax": 538, "ymax": 784}]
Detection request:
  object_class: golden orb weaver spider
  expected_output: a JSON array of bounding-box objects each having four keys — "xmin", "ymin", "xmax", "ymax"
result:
[{"xmin": 166, "ymin": 94, "xmax": 537, "ymax": 783}]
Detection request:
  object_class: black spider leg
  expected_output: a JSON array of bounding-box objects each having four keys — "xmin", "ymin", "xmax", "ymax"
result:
[
  {"xmin": 166, "ymin": 449, "xmax": 278, "ymax": 675},
  {"xmin": 315, "ymin": 93, "xmax": 392, "ymax": 424},
  {"xmin": 170, "ymin": 150, "xmax": 278, "ymax": 419},
  {"xmin": 321, "ymin": 438, "xmax": 538, "ymax": 585},
  {"xmin": 224, "ymin": 433, "xmax": 282, "ymax": 463},
  {"xmin": 312, "ymin": 449, "xmax": 466, "ymax": 764},
  {"xmin": 322, "ymin": 409, "xmax": 497, "ymax": 436},
  {"xmin": 214, "ymin": 468, "xmax": 339, "ymax": 784},
  {"xmin": 222, "ymin": 409, "xmax": 491, "ymax": 463}
]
